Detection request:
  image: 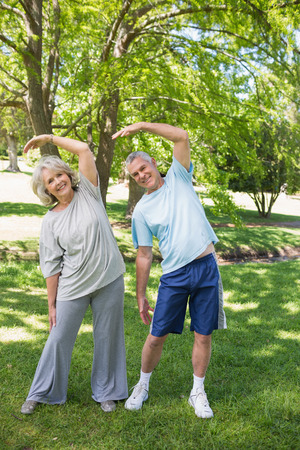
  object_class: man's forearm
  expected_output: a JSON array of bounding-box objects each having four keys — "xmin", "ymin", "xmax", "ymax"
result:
[
  {"xmin": 138, "ymin": 122, "xmax": 188, "ymax": 144},
  {"xmin": 136, "ymin": 249, "xmax": 152, "ymax": 300},
  {"xmin": 112, "ymin": 121, "xmax": 190, "ymax": 170}
]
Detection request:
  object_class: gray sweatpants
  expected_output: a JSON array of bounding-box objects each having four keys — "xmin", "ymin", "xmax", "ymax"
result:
[{"xmin": 26, "ymin": 275, "xmax": 128, "ymax": 404}]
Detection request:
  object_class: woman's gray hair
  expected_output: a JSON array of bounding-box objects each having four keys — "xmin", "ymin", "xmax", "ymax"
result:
[
  {"xmin": 125, "ymin": 151, "xmax": 152, "ymax": 167},
  {"xmin": 31, "ymin": 155, "xmax": 79, "ymax": 206}
]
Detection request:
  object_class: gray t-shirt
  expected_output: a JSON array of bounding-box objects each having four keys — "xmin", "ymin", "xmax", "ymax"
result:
[{"xmin": 39, "ymin": 172, "xmax": 125, "ymax": 301}]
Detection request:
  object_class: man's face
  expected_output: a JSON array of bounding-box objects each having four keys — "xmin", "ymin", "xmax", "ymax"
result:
[{"xmin": 127, "ymin": 156, "xmax": 164, "ymax": 194}]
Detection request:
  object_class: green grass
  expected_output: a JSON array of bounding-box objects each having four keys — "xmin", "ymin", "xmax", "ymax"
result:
[
  {"xmin": 0, "ymin": 202, "xmax": 47, "ymax": 217},
  {"xmin": 204, "ymin": 204, "xmax": 300, "ymax": 225},
  {"xmin": 106, "ymin": 199, "xmax": 129, "ymax": 223},
  {"xmin": 0, "ymin": 200, "xmax": 299, "ymax": 263},
  {"xmin": 215, "ymin": 226, "xmax": 300, "ymax": 259},
  {"xmin": 110, "ymin": 200, "xmax": 300, "ymax": 262},
  {"xmin": 4, "ymin": 226, "xmax": 297, "ymax": 264},
  {"xmin": 0, "ymin": 259, "xmax": 299, "ymax": 449},
  {"xmin": 0, "ymin": 239, "xmax": 39, "ymax": 262},
  {"xmin": 0, "ymin": 187, "xmax": 299, "ymax": 448}
]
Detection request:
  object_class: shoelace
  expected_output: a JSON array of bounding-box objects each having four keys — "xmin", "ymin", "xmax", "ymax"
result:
[
  {"xmin": 193, "ymin": 389, "xmax": 209, "ymax": 406},
  {"xmin": 131, "ymin": 383, "xmax": 147, "ymax": 398}
]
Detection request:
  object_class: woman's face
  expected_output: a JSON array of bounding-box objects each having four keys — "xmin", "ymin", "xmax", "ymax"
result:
[{"xmin": 42, "ymin": 168, "xmax": 73, "ymax": 203}]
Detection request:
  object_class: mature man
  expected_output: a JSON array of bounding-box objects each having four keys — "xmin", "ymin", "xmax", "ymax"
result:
[{"xmin": 112, "ymin": 122, "xmax": 226, "ymax": 418}]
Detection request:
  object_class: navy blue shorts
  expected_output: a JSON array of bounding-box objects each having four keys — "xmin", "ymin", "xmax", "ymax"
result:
[{"xmin": 150, "ymin": 253, "xmax": 227, "ymax": 337}]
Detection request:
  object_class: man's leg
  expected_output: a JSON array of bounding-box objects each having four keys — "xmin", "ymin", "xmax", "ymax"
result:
[
  {"xmin": 192, "ymin": 332, "xmax": 211, "ymax": 377},
  {"xmin": 141, "ymin": 333, "xmax": 168, "ymax": 373},
  {"xmin": 189, "ymin": 331, "xmax": 214, "ymax": 418},
  {"xmin": 125, "ymin": 333, "xmax": 168, "ymax": 411}
]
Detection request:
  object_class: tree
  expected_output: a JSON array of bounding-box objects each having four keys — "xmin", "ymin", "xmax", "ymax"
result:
[
  {"xmin": 1, "ymin": 0, "xmax": 299, "ymax": 220},
  {"xmin": 0, "ymin": 0, "xmax": 61, "ymax": 155},
  {"xmin": 97, "ymin": 0, "xmax": 300, "ymax": 213},
  {"xmin": 0, "ymin": 107, "xmax": 32, "ymax": 172},
  {"xmin": 223, "ymin": 118, "xmax": 300, "ymax": 217}
]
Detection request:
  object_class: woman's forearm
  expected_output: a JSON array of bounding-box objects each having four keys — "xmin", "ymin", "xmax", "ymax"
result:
[
  {"xmin": 46, "ymin": 273, "xmax": 60, "ymax": 309},
  {"xmin": 51, "ymin": 135, "xmax": 90, "ymax": 156},
  {"xmin": 46, "ymin": 273, "xmax": 60, "ymax": 332}
]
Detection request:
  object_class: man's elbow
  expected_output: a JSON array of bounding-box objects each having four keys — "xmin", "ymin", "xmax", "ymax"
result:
[
  {"xmin": 177, "ymin": 129, "xmax": 189, "ymax": 143},
  {"xmin": 137, "ymin": 247, "xmax": 153, "ymax": 262}
]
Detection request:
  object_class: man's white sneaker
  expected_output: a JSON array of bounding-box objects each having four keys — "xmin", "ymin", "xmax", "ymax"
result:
[
  {"xmin": 188, "ymin": 387, "xmax": 214, "ymax": 418},
  {"xmin": 125, "ymin": 382, "xmax": 148, "ymax": 410}
]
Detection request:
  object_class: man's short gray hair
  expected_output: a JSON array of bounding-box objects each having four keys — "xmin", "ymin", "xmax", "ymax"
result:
[
  {"xmin": 31, "ymin": 155, "xmax": 79, "ymax": 206},
  {"xmin": 125, "ymin": 151, "xmax": 152, "ymax": 167}
]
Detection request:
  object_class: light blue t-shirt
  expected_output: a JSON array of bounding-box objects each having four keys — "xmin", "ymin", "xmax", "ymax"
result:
[{"xmin": 132, "ymin": 156, "xmax": 218, "ymax": 274}]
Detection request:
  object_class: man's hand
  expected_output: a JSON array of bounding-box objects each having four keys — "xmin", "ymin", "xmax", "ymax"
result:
[
  {"xmin": 112, "ymin": 123, "xmax": 143, "ymax": 140},
  {"xmin": 137, "ymin": 296, "xmax": 154, "ymax": 325},
  {"xmin": 112, "ymin": 122, "xmax": 190, "ymax": 170}
]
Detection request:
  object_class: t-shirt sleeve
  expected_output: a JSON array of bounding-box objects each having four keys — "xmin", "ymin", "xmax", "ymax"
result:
[
  {"xmin": 132, "ymin": 210, "xmax": 153, "ymax": 249},
  {"xmin": 39, "ymin": 219, "xmax": 64, "ymax": 278},
  {"xmin": 172, "ymin": 156, "xmax": 193, "ymax": 183},
  {"xmin": 79, "ymin": 171, "xmax": 102, "ymax": 202}
]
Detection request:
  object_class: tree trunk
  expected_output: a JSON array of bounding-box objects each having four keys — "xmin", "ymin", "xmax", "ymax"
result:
[
  {"xmin": 95, "ymin": 91, "xmax": 120, "ymax": 206},
  {"xmin": 250, "ymin": 191, "xmax": 279, "ymax": 218},
  {"xmin": 22, "ymin": 0, "xmax": 59, "ymax": 157},
  {"xmin": 6, "ymin": 134, "xmax": 20, "ymax": 172},
  {"xmin": 126, "ymin": 175, "xmax": 144, "ymax": 218}
]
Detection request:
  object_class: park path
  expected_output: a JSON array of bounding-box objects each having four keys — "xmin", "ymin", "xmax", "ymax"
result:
[
  {"xmin": 0, "ymin": 161, "xmax": 131, "ymax": 240},
  {"xmin": 0, "ymin": 160, "xmax": 299, "ymax": 241}
]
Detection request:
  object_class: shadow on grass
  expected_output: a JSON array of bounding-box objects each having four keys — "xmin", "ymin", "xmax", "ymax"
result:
[
  {"xmin": 107, "ymin": 198, "xmax": 300, "ymax": 228},
  {"xmin": 106, "ymin": 199, "xmax": 128, "ymax": 223},
  {"xmin": 0, "ymin": 202, "xmax": 47, "ymax": 217},
  {"xmin": 215, "ymin": 226, "xmax": 300, "ymax": 259}
]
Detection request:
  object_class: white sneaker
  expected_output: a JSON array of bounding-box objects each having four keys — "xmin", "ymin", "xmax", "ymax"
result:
[
  {"xmin": 188, "ymin": 387, "xmax": 214, "ymax": 418},
  {"xmin": 125, "ymin": 382, "xmax": 148, "ymax": 410}
]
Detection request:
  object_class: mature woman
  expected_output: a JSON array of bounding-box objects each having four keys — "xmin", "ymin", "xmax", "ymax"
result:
[{"xmin": 20, "ymin": 134, "xmax": 128, "ymax": 414}]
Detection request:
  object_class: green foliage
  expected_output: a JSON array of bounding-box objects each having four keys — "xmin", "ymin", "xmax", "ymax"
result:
[
  {"xmin": 219, "ymin": 119, "xmax": 300, "ymax": 217},
  {"xmin": 1, "ymin": 0, "xmax": 299, "ymax": 217},
  {"xmin": 0, "ymin": 139, "xmax": 7, "ymax": 157}
]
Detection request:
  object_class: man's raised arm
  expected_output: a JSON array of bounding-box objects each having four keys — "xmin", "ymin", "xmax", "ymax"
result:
[{"xmin": 112, "ymin": 122, "xmax": 190, "ymax": 171}]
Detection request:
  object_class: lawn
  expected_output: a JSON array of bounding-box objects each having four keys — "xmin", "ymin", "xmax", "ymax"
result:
[
  {"xmin": 0, "ymin": 191, "xmax": 299, "ymax": 448},
  {"xmin": 0, "ymin": 259, "xmax": 299, "ymax": 449}
]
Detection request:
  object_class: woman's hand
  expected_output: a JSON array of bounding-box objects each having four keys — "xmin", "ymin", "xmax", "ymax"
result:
[
  {"xmin": 24, "ymin": 135, "xmax": 51, "ymax": 153},
  {"xmin": 48, "ymin": 305, "xmax": 56, "ymax": 333}
]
